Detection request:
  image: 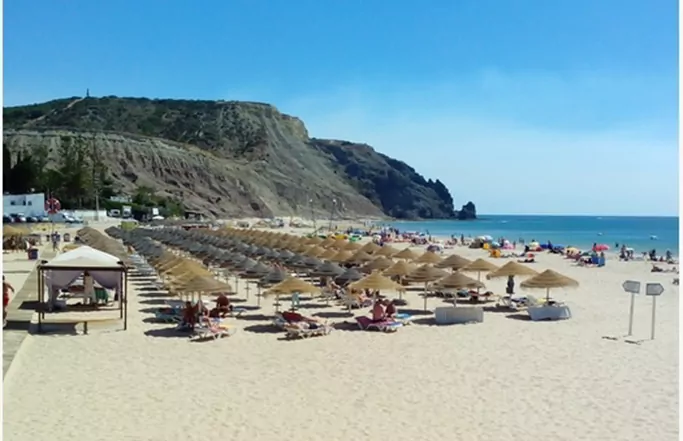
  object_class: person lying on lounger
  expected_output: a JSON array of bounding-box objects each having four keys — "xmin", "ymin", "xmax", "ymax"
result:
[{"xmin": 281, "ymin": 310, "xmax": 323, "ymax": 329}]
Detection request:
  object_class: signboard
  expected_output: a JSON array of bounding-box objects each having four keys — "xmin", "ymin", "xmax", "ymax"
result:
[
  {"xmin": 645, "ymin": 283, "xmax": 664, "ymax": 296},
  {"xmin": 622, "ymin": 280, "xmax": 641, "ymax": 294},
  {"xmin": 45, "ymin": 197, "xmax": 61, "ymax": 215}
]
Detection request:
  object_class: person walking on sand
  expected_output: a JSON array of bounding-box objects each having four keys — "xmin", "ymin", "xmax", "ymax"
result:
[
  {"xmin": 51, "ymin": 232, "xmax": 62, "ymax": 253},
  {"xmin": 4, "ymin": 275, "xmax": 15, "ymax": 328}
]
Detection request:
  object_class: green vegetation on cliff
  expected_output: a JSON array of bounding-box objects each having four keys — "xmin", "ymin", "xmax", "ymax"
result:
[{"xmin": 4, "ymin": 96, "xmax": 474, "ymax": 219}]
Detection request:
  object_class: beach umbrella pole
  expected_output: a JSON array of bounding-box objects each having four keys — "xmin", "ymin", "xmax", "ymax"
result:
[
  {"xmin": 423, "ymin": 282, "xmax": 428, "ymax": 311},
  {"xmin": 257, "ymin": 285, "xmax": 262, "ymax": 307}
]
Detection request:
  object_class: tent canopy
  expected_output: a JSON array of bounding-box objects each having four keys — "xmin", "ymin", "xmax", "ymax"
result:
[
  {"xmin": 44, "ymin": 246, "xmax": 123, "ymax": 269},
  {"xmin": 41, "ymin": 246, "xmax": 126, "ymax": 291}
]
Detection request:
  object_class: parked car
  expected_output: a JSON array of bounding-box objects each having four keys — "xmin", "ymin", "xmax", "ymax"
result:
[
  {"xmin": 39, "ymin": 216, "xmax": 51, "ymax": 222},
  {"xmin": 2, "ymin": 215, "xmax": 13, "ymax": 223},
  {"xmin": 26, "ymin": 216, "xmax": 38, "ymax": 223},
  {"xmin": 64, "ymin": 215, "xmax": 83, "ymax": 224},
  {"xmin": 9, "ymin": 213, "xmax": 26, "ymax": 223}
]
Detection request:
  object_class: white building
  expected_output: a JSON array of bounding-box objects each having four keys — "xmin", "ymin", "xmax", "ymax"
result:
[{"xmin": 3, "ymin": 193, "xmax": 46, "ymax": 217}]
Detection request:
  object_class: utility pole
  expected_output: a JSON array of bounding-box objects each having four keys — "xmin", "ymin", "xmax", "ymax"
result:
[
  {"xmin": 327, "ymin": 198, "xmax": 337, "ymax": 232},
  {"xmin": 309, "ymin": 196, "xmax": 316, "ymax": 233},
  {"xmin": 91, "ymin": 134, "xmax": 100, "ymax": 221}
]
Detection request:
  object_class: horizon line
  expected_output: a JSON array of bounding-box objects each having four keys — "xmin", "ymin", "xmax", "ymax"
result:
[{"xmin": 390, "ymin": 214, "xmax": 680, "ymax": 219}]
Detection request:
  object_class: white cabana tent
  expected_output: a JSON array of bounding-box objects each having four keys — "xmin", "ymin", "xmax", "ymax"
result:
[{"xmin": 37, "ymin": 246, "xmax": 129, "ymax": 332}]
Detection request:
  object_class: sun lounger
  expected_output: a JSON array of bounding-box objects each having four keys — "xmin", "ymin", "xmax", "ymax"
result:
[
  {"xmin": 225, "ymin": 307, "xmax": 246, "ymax": 317},
  {"xmin": 272, "ymin": 313, "xmax": 288, "ymax": 328},
  {"xmin": 356, "ymin": 316, "xmax": 402, "ymax": 332},
  {"xmin": 273, "ymin": 311, "xmax": 324, "ymax": 329},
  {"xmin": 340, "ymin": 294, "xmax": 372, "ymax": 310},
  {"xmin": 190, "ymin": 318, "xmax": 234, "ymax": 341},
  {"xmin": 283, "ymin": 323, "xmax": 333, "ymax": 339},
  {"xmin": 495, "ymin": 295, "xmax": 530, "ymax": 309},
  {"xmin": 393, "ymin": 313, "xmax": 413, "ymax": 325},
  {"xmin": 154, "ymin": 309, "xmax": 182, "ymax": 323}
]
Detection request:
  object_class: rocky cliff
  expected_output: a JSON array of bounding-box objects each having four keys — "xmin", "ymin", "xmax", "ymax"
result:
[{"xmin": 3, "ymin": 96, "xmax": 472, "ymax": 219}]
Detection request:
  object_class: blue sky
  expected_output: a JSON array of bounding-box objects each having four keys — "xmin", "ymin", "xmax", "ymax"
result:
[{"xmin": 4, "ymin": 0, "xmax": 679, "ymax": 216}]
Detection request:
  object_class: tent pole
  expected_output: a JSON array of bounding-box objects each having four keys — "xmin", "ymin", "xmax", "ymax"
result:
[
  {"xmin": 119, "ymin": 270, "xmax": 123, "ymax": 319},
  {"xmin": 123, "ymin": 270, "xmax": 128, "ymax": 331},
  {"xmin": 37, "ymin": 267, "xmax": 43, "ymax": 332}
]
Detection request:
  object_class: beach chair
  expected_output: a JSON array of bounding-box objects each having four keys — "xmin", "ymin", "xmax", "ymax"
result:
[
  {"xmin": 283, "ymin": 323, "xmax": 333, "ymax": 339},
  {"xmin": 393, "ymin": 313, "xmax": 413, "ymax": 325},
  {"xmin": 272, "ymin": 313, "xmax": 288, "ymax": 328},
  {"xmin": 190, "ymin": 318, "xmax": 234, "ymax": 341},
  {"xmin": 225, "ymin": 307, "xmax": 246, "ymax": 318},
  {"xmin": 154, "ymin": 309, "xmax": 182, "ymax": 323},
  {"xmin": 355, "ymin": 316, "xmax": 402, "ymax": 332},
  {"xmin": 340, "ymin": 293, "xmax": 372, "ymax": 310}
]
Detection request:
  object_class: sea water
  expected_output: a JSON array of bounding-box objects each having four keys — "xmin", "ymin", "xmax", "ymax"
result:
[{"xmin": 386, "ymin": 215, "xmax": 680, "ymax": 255}]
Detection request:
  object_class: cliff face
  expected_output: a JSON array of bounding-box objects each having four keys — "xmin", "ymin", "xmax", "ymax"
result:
[{"xmin": 3, "ymin": 96, "xmax": 467, "ymax": 219}]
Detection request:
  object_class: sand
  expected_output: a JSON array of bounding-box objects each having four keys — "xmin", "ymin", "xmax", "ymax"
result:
[{"xmin": 3, "ymin": 221, "xmax": 678, "ymax": 441}]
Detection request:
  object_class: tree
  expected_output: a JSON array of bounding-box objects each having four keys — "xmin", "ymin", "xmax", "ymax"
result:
[{"xmin": 4, "ymin": 135, "xmax": 118, "ymax": 210}]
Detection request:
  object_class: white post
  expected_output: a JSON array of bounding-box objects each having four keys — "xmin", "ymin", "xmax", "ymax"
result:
[
  {"xmin": 650, "ymin": 296, "xmax": 657, "ymax": 340},
  {"xmin": 627, "ymin": 292, "xmax": 636, "ymax": 336}
]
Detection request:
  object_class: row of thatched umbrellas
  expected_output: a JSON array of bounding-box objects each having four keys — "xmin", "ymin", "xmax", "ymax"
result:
[{"xmin": 97, "ymin": 226, "xmax": 579, "ymax": 307}]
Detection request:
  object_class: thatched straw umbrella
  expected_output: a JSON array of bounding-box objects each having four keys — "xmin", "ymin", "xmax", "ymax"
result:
[
  {"xmin": 303, "ymin": 245, "xmax": 326, "ymax": 258},
  {"xmin": 375, "ymin": 245, "xmax": 398, "ymax": 257},
  {"xmin": 393, "ymin": 247, "xmax": 420, "ymax": 261},
  {"xmin": 171, "ymin": 275, "xmax": 232, "ymax": 303},
  {"xmin": 486, "ymin": 261, "xmax": 538, "ymax": 279},
  {"xmin": 318, "ymin": 248, "xmax": 339, "ymax": 260},
  {"xmin": 407, "ymin": 264, "xmax": 449, "ymax": 310},
  {"xmin": 310, "ymin": 261, "xmax": 345, "ymax": 278},
  {"xmin": 335, "ymin": 267, "xmax": 364, "ymax": 286},
  {"xmin": 359, "ymin": 242, "xmax": 381, "ymax": 254},
  {"xmin": 320, "ymin": 237, "xmax": 337, "ymax": 248},
  {"xmin": 349, "ymin": 271, "xmax": 404, "ymax": 291},
  {"xmin": 382, "ymin": 260, "xmax": 417, "ymax": 299},
  {"xmin": 342, "ymin": 241, "xmax": 363, "ymax": 252},
  {"xmin": 360, "ymin": 256, "xmax": 394, "ymax": 274},
  {"xmin": 260, "ymin": 268, "xmax": 288, "ymax": 286},
  {"xmin": 348, "ymin": 271, "xmax": 405, "ymax": 299},
  {"xmin": 241, "ymin": 262, "xmax": 272, "ymax": 306},
  {"xmin": 486, "ymin": 261, "xmax": 538, "ymax": 296},
  {"xmin": 306, "ymin": 236, "xmax": 324, "ymax": 246},
  {"xmin": 432, "ymin": 272, "xmax": 484, "ymax": 305},
  {"xmin": 415, "ymin": 250, "xmax": 443, "ymax": 265},
  {"xmin": 520, "ymin": 269, "xmax": 579, "ymax": 302},
  {"xmin": 264, "ymin": 276, "xmax": 321, "ymax": 312},
  {"xmin": 345, "ymin": 270, "xmax": 406, "ymax": 312},
  {"xmin": 326, "ymin": 250, "xmax": 350, "ymax": 263},
  {"xmin": 461, "ymin": 258, "xmax": 499, "ymax": 292},
  {"xmin": 435, "ymin": 254, "xmax": 472, "ymax": 271},
  {"xmin": 345, "ymin": 250, "xmax": 374, "ymax": 265}
]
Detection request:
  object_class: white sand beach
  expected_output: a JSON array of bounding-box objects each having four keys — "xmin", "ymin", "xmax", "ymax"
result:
[{"xmin": 3, "ymin": 221, "xmax": 679, "ymax": 441}]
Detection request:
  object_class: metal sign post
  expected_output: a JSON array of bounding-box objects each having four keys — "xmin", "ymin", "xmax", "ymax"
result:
[
  {"xmin": 622, "ymin": 280, "xmax": 641, "ymax": 336},
  {"xmin": 645, "ymin": 283, "xmax": 664, "ymax": 340}
]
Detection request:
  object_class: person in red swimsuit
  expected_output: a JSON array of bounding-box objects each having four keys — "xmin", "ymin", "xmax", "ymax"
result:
[{"xmin": 3, "ymin": 275, "xmax": 15, "ymax": 327}]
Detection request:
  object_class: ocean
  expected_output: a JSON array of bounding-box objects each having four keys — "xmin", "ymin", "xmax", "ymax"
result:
[{"xmin": 385, "ymin": 215, "xmax": 680, "ymax": 255}]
